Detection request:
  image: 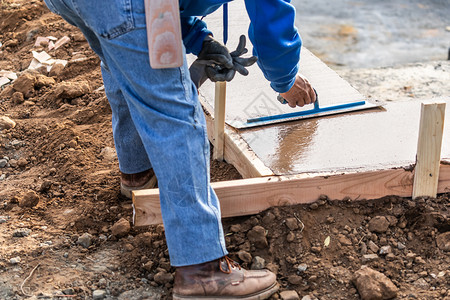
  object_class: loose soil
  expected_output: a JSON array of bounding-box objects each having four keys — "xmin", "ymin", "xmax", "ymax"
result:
[{"xmin": 0, "ymin": 1, "xmax": 449, "ymax": 299}]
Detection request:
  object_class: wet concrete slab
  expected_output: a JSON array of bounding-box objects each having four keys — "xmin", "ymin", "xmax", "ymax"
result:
[
  {"xmin": 240, "ymin": 99, "xmax": 449, "ymax": 175},
  {"xmin": 196, "ymin": 1, "xmax": 381, "ymax": 129}
]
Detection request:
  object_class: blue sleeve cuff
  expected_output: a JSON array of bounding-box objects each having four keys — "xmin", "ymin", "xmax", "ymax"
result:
[
  {"xmin": 181, "ymin": 17, "xmax": 212, "ymax": 55},
  {"xmin": 270, "ymin": 66, "xmax": 298, "ymax": 93}
]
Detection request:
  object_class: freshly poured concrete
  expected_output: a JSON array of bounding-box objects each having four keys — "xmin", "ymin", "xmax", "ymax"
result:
[
  {"xmin": 197, "ymin": 1, "xmax": 380, "ymax": 129},
  {"xmin": 195, "ymin": 2, "xmax": 449, "ymax": 176},
  {"xmin": 240, "ymin": 99, "xmax": 449, "ymax": 175}
]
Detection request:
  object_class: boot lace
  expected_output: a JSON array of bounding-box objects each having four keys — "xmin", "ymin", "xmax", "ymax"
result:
[{"xmin": 219, "ymin": 256, "xmax": 241, "ymax": 274}]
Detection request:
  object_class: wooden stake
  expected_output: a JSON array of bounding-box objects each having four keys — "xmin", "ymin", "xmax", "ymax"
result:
[
  {"xmin": 413, "ymin": 101, "xmax": 446, "ymax": 199},
  {"xmin": 213, "ymin": 81, "xmax": 227, "ymax": 161},
  {"xmin": 132, "ymin": 164, "xmax": 450, "ymax": 226}
]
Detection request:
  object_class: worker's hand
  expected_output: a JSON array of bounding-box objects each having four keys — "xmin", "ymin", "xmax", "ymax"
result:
[
  {"xmin": 196, "ymin": 35, "xmax": 234, "ymax": 82},
  {"xmin": 190, "ymin": 35, "xmax": 257, "ymax": 87},
  {"xmin": 279, "ymin": 74, "xmax": 316, "ymax": 108}
]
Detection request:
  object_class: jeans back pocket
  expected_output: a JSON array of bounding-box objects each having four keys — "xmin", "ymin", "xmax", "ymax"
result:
[{"xmin": 72, "ymin": 0, "xmax": 135, "ymax": 39}]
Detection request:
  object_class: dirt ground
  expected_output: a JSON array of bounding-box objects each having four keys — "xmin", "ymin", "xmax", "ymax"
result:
[{"xmin": 0, "ymin": 1, "xmax": 449, "ymax": 300}]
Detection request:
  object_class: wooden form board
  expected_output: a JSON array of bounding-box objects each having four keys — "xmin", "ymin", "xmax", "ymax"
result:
[
  {"xmin": 133, "ymin": 164, "xmax": 450, "ymax": 226},
  {"xmin": 413, "ymin": 101, "xmax": 446, "ymax": 198}
]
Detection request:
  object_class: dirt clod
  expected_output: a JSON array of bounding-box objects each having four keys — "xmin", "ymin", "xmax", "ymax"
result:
[
  {"xmin": 19, "ymin": 190, "xmax": 40, "ymax": 207},
  {"xmin": 280, "ymin": 290, "xmax": 300, "ymax": 300},
  {"xmin": 111, "ymin": 218, "xmax": 131, "ymax": 238},
  {"xmin": 368, "ymin": 216, "xmax": 390, "ymax": 233},
  {"xmin": 352, "ymin": 266, "xmax": 398, "ymax": 300}
]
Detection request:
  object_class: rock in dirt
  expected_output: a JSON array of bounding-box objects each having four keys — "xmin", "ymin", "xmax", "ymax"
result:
[
  {"xmin": 280, "ymin": 290, "xmax": 300, "ymax": 300},
  {"xmin": 0, "ymin": 159, "xmax": 7, "ymax": 168},
  {"xmin": 352, "ymin": 266, "xmax": 398, "ymax": 300},
  {"xmin": 368, "ymin": 216, "xmax": 390, "ymax": 233},
  {"xmin": 55, "ymin": 81, "xmax": 90, "ymax": 99},
  {"xmin": 17, "ymin": 157, "xmax": 28, "ymax": 167},
  {"xmin": 13, "ymin": 228, "xmax": 31, "ymax": 237},
  {"xmin": 49, "ymin": 63, "xmax": 65, "ymax": 77},
  {"xmin": 118, "ymin": 287, "xmax": 162, "ymax": 300},
  {"xmin": 0, "ymin": 116, "xmax": 16, "ymax": 130},
  {"xmin": 238, "ymin": 250, "xmax": 252, "ymax": 263},
  {"xmin": 247, "ymin": 225, "xmax": 268, "ymax": 249},
  {"xmin": 13, "ymin": 73, "xmax": 36, "ymax": 98},
  {"xmin": 436, "ymin": 232, "xmax": 450, "ymax": 252},
  {"xmin": 153, "ymin": 271, "xmax": 174, "ymax": 285},
  {"xmin": 9, "ymin": 257, "xmax": 21, "ymax": 264},
  {"xmin": 111, "ymin": 218, "xmax": 131, "ymax": 238},
  {"xmin": 101, "ymin": 147, "xmax": 117, "ymax": 161},
  {"xmin": 35, "ymin": 74, "xmax": 55, "ymax": 89},
  {"xmin": 77, "ymin": 233, "xmax": 93, "ymax": 248},
  {"xmin": 19, "ymin": 190, "xmax": 40, "ymax": 207},
  {"xmin": 92, "ymin": 289, "xmax": 106, "ymax": 299},
  {"xmin": 251, "ymin": 256, "xmax": 265, "ymax": 270},
  {"xmin": 285, "ymin": 218, "xmax": 299, "ymax": 230},
  {"xmin": 362, "ymin": 254, "xmax": 379, "ymax": 263},
  {"xmin": 11, "ymin": 91, "xmax": 24, "ymax": 104}
]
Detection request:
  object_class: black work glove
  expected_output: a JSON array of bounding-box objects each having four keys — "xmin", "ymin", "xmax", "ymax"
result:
[{"xmin": 190, "ymin": 35, "xmax": 258, "ymax": 88}]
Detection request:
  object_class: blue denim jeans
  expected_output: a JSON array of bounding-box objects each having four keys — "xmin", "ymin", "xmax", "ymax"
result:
[{"xmin": 43, "ymin": 0, "xmax": 227, "ymax": 266}]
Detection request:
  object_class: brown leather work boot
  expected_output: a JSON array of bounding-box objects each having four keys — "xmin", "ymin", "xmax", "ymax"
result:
[
  {"xmin": 120, "ymin": 169, "xmax": 157, "ymax": 199},
  {"xmin": 173, "ymin": 256, "xmax": 279, "ymax": 300}
]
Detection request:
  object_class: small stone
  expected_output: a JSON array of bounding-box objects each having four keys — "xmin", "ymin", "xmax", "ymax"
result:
[
  {"xmin": 285, "ymin": 218, "xmax": 299, "ymax": 230},
  {"xmin": 35, "ymin": 74, "xmax": 55, "ymax": 89},
  {"xmin": 13, "ymin": 73, "xmax": 36, "ymax": 98},
  {"xmin": 286, "ymin": 231, "xmax": 295, "ymax": 242},
  {"xmin": 247, "ymin": 226, "xmax": 268, "ymax": 249},
  {"xmin": 11, "ymin": 92, "xmax": 24, "ymax": 105},
  {"xmin": 153, "ymin": 271, "xmax": 173, "ymax": 285},
  {"xmin": 0, "ymin": 159, "xmax": 7, "ymax": 168},
  {"xmin": 362, "ymin": 254, "xmax": 379, "ymax": 263},
  {"xmin": 0, "ymin": 116, "xmax": 16, "ymax": 130},
  {"xmin": 124, "ymin": 243, "xmax": 134, "ymax": 252},
  {"xmin": 280, "ymin": 290, "xmax": 300, "ymax": 300},
  {"xmin": 19, "ymin": 190, "xmax": 40, "ymax": 207},
  {"xmin": 379, "ymin": 246, "xmax": 392, "ymax": 255},
  {"xmin": 338, "ymin": 234, "xmax": 352, "ymax": 246},
  {"xmin": 49, "ymin": 168, "xmax": 57, "ymax": 175},
  {"xmin": 92, "ymin": 289, "xmax": 106, "ymax": 299},
  {"xmin": 368, "ymin": 241, "xmax": 379, "ymax": 253},
  {"xmin": 297, "ymin": 263, "xmax": 308, "ymax": 273},
  {"xmin": 9, "ymin": 257, "xmax": 21, "ymax": 264},
  {"xmin": 310, "ymin": 202, "xmax": 319, "ymax": 210},
  {"xmin": 17, "ymin": 157, "xmax": 28, "ymax": 167},
  {"xmin": 9, "ymin": 159, "xmax": 17, "ymax": 168},
  {"xmin": 288, "ymin": 274, "xmax": 303, "ymax": 285},
  {"xmin": 39, "ymin": 180, "xmax": 53, "ymax": 193},
  {"xmin": 62, "ymin": 288, "xmax": 75, "ymax": 295},
  {"xmin": 368, "ymin": 216, "xmax": 390, "ymax": 233},
  {"xmin": 143, "ymin": 261, "xmax": 154, "ymax": 271},
  {"xmin": 77, "ymin": 233, "xmax": 93, "ymax": 248},
  {"xmin": 68, "ymin": 139, "xmax": 77, "ymax": 148},
  {"xmin": 352, "ymin": 266, "xmax": 398, "ymax": 300},
  {"xmin": 49, "ymin": 63, "xmax": 65, "ymax": 77},
  {"xmin": 54, "ymin": 81, "xmax": 90, "ymax": 99},
  {"xmin": 414, "ymin": 256, "xmax": 426, "ymax": 264},
  {"xmin": 397, "ymin": 242, "xmax": 406, "ymax": 250},
  {"xmin": 385, "ymin": 253, "xmax": 396, "ymax": 261},
  {"xmin": 98, "ymin": 278, "xmax": 107, "ymax": 288},
  {"xmin": 311, "ymin": 246, "xmax": 321, "ymax": 253},
  {"xmin": 0, "ymin": 216, "xmax": 7, "ymax": 223},
  {"xmin": 230, "ymin": 224, "xmax": 241, "ymax": 232},
  {"xmin": 100, "ymin": 147, "xmax": 117, "ymax": 161},
  {"xmin": 436, "ymin": 232, "xmax": 450, "ymax": 252},
  {"xmin": 251, "ymin": 256, "xmax": 265, "ymax": 270},
  {"xmin": 13, "ymin": 228, "xmax": 31, "ymax": 237},
  {"xmin": 302, "ymin": 296, "xmax": 318, "ymax": 300},
  {"xmin": 238, "ymin": 250, "xmax": 252, "ymax": 263},
  {"xmin": 111, "ymin": 218, "xmax": 130, "ymax": 238}
]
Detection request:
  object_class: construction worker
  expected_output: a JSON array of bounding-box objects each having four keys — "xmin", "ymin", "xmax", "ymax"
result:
[{"xmin": 42, "ymin": 0, "xmax": 316, "ymax": 299}]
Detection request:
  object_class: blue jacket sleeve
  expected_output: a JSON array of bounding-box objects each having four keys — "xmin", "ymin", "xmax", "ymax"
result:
[
  {"xmin": 244, "ymin": 0, "xmax": 302, "ymax": 93},
  {"xmin": 180, "ymin": 16, "xmax": 212, "ymax": 56}
]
